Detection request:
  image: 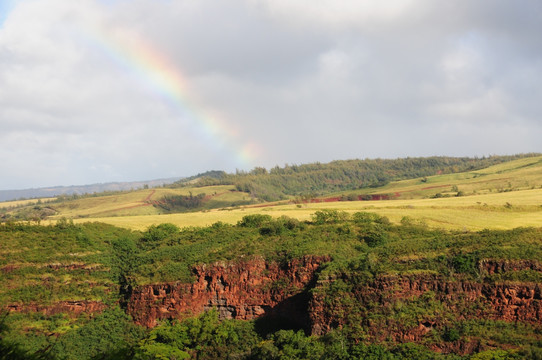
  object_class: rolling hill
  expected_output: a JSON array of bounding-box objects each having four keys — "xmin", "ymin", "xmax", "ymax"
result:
[
  {"xmin": 2, "ymin": 154, "xmax": 535, "ymax": 232},
  {"xmin": 1, "ymin": 154, "xmax": 542, "ymax": 359},
  {"xmin": 0, "ymin": 177, "xmax": 182, "ymax": 202}
]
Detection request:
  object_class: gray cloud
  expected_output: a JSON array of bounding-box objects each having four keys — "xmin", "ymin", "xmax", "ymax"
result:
[{"xmin": 0, "ymin": 0, "xmax": 541, "ymax": 189}]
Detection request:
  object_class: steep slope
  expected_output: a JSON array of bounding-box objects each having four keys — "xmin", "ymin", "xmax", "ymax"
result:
[{"xmin": 2, "ymin": 214, "xmax": 542, "ymax": 358}]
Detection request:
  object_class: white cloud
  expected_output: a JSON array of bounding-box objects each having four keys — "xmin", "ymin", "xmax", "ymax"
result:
[
  {"xmin": 0, "ymin": 0, "xmax": 541, "ymax": 189},
  {"xmin": 251, "ymin": 0, "xmax": 416, "ymax": 29}
]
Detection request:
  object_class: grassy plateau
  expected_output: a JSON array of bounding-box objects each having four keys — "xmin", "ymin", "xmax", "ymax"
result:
[{"xmin": 25, "ymin": 155, "xmax": 541, "ymax": 231}]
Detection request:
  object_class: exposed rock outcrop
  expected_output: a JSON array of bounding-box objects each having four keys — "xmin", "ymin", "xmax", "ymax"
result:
[
  {"xmin": 5, "ymin": 300, "xmax": 106, "ymax": 316},
  {"xmin": 127, "ymin": 255, "xmax": 330, "ymax": 328},
  {"xmin": 479, "ymin": 259, "xmax": 542, "ymax": 274},
  {"xmin": 128, "ymin": 256, "xmax": 542, "ymax": 343},
  {"xmin": 4, "ymin": 255, "xmax": 541, "ymax": 355},
  {"xmin": 310, "ymin": 273, "xmax": 542, "ymax": 338}
]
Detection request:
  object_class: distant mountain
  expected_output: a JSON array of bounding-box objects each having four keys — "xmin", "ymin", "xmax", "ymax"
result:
[{"xmin": 0, "ymin": 177, "xmax": 182, "ymax": 202}]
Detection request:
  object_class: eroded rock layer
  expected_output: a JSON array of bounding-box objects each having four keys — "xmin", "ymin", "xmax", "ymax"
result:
[
  {"xmin": 6, "ymin": 300, "xmax": 106, "ymax": 317},
  {"xmin": 127, "ymin": 256, "xmax": 541, "ymax": 355},
  {"xmin": 127, "ymin": 255, "xmax": 330, "ymax": 328},
  {"xmin": 310, "ymin": 273, "xmax": 542, "ymax": 354}
]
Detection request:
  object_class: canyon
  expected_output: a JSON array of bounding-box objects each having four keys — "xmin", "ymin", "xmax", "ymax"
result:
[{"xmin": 126, "ymin": 257, "xmax": 542, "ymax": 350}]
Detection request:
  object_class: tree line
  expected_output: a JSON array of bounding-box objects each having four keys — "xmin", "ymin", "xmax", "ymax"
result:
[{"xmin": 173, "ymin": 154, "xmax": 539, "ymax": 201}]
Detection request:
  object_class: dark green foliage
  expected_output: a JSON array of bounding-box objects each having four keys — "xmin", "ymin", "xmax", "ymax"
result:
[
  {"xmin": 518, "ymin": 343, "xmax": 542, "ymax": 360},
  {"xmin": 0, "ymin": 313, "xmax": 42, "ymax": 360},
  {"xmin": 361, "ymin": 226, "xmax": 390, "ymax": 247},
  {"xmin": 442, "ymin": 326, "xmax": 461, "ymax": 342},
  {"xmin": 141, "ymin": 223, "xmax": 179, "ymax": 249},
  {"xmin": 172, "ymin": 170, "xmax": 228, "ymax": 187},
  {"xmin": 1, "ymin": 216, "xmax": 542, "ymax": 359},
  {"xmin": 54, "ymin": 217, "xmax": 75, "ymax": 229},
  {"xmin": 155, "ymin": 193, "xmax": 206, "ymax": 212},
  {"xmin": 251, "ymin": 330, "xmax": 324, "ymax": 360},
  {"xmin": 450, "ymin": 252, "xmax": 479, "ymax": 276},
  {"xmin": 312, "ymin": 209, "xmax": 349, "ymax": 224},
  {"xmin": 51, "ymin": 307, "xmax": 144, "ymax": 360},
  {"xmin": 0, "ymin": 309, "xmax": 144, "ymax": 360},
  {"xmin": 111, "ymin": 236, "xmax": 141, "ymax": 293},
  {"xmin": 391, "ymin": 343, "xmax": 454, "ymax": 360},
  {"xmin": 135, "ymin": 310, "xmax": 259, "ymax": 360},
  {"xmin": 258, "ymin": 216, "xmax": 304, "ymax": 236},
  {"xmin": 352, "ymin": 211, "xmax": 383, "ymax": 224},
  {"xmin": 237, "ymin": 214, "xmax": 273, "ymax": 228}
]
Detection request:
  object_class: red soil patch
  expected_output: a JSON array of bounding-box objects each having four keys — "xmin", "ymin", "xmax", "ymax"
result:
[
  {"xmin": 144, "ymin": 190, "xmax": 156, "ymax": 202},
  {"xmin": 95, "ymin": 190, "xmax": 157, "ymax": 215}
]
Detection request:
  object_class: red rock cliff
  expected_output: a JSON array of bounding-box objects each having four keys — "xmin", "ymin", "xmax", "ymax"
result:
[
  {"xmin": 127, "ymin": 255, "xmax": 330, "ymax": 328},
  {"xmin": 310, "ymin": 273, "xmax": 542, "ymax": 347},
  {"xmin": 127, "ymin": 256, "xmax": 541, "ymax": 355}
]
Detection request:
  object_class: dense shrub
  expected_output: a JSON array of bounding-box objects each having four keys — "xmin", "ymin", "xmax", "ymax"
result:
[
  {"xmin": 312, "ymin": 209, "xmax": 349, "ymax": 224},
  {"xmin": 238, "ymin": 214, "xmax": 273, "ymax": 228}
]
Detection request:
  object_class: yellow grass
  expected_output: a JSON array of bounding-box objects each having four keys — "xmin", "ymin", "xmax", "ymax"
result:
[
  {"xmin": 39, "ymin": 156, "xmax": 542, "ymax": 231},
  {"xmin": 355, "ymin": 155, "xmax": 542, "ymax": 200},
  {"xmin": 61, "ymin": 188, "xmax": 542, "ymax": 232},
  {"xmin": 0, "ymin": 198, "xmax": 56, "ymax": 209},
  {"xmin": 48, "ymin": 185, "xmax": 245, "ymax": 219}
]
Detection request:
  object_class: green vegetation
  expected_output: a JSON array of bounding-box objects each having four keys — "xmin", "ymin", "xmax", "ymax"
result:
[
  {"xmin": 2, "ymin": 154, "xmax": 542, "ymax": 228},
  {"xmin": 1, "ymin": 211, "xmax": 541, "ymax": 358},
  {"xmin": 1, "ymin": 155, "xmax": 542, "ymax": 359},
  {"xmin": 173, "ymin": 154, "xmax": 539, "ymax": 201}
]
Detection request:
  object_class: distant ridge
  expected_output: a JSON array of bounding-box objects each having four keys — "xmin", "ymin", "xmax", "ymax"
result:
[{"xmin": 0, "ymin": 177, "xmax": 182, "ymax": 202}]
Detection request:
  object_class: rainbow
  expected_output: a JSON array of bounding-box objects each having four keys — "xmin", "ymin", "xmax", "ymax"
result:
[{"xmin": 79, "ymin": 25, "xmax": 258, "ymax": 169}]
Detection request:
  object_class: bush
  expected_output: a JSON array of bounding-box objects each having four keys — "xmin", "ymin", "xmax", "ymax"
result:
[
  {"xmin": 362, "ymin": 227, "xmax": 389, "ymax": 248},
  {"xmin": 442, "ymin": 326, "xmax": 460, "ymax": 342},
  {"xmin": 352, "ymin": 212, "xmax": 380, "ymax": 224},
  {"xmin": 52, "ymin": 307, "xmax": 145, "ymax": 360},
  {"xmin": 142, "ymin": 223, "xmax": 179, "ymax": 246},
  {"xmin": 238, "ymin": 214, "xmax": 273, "ymax": 228},
  {"xmin": 312, "ymin": 210, "xmax": 349, "ymax": 225},
  {"xmin": 450, "ymin": 253, "xmax": 478, "ymax": 276}
]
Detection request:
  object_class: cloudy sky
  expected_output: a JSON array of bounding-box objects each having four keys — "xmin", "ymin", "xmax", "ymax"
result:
[{"xmin": 1, "ymin": 0, "xmax": 541, "ymax": 190}]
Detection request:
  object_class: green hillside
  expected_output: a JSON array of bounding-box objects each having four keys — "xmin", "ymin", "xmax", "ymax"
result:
[
  {"xmin": 2, "ymin": 154, "xmax": 542, "ymax": 358},
  {"xmin": 178, "ymin": 154, "xmax": 539, "ymax": 201},
  {"xmin": 2, "ymin": 154, "xmax": 541, "ymax": 228},
  {"xmin": 45, "ymin": 155, "xmax": 542, "ymax": 232},
  {"xmin": 1, "ymin": 213, "xmax": 541, "ymax": 358},
  {"xmin": 0, "ymin": 185, "xmax": 255, "ymax": 222}
]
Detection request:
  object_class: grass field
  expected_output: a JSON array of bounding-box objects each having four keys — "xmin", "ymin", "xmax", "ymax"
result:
[
  {"xmin": 60, "ymin": 188, "xmax": 542, "ymax": 231},
  {"xmin": 354, "ymin": 155, "xmax": 542, "ymax": 199},
  {"xmin": 46, "ymin": 185, "xmax": 251, "ymax": 219},
  {"xmin": 18, "ymin": 156, "xmax": 542, "ymax": 231},
  {"xmin": 0, "ymin": 198, "xmax": 56, "ymax": 209}
]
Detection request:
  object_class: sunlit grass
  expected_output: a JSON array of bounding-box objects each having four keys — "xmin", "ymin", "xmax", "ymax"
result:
[
  {"xmin": 36, "ymin": 156, "xmax": 542, "ymax": 231},
  {"xmin": 0, "ymin": 197, "xmax": 57, "ymax": 208},
  {"xmin": 48, "ymin": 185, "xmax": 248, "ymax": 219},
  {"xmin": 61, "ymin": 188, "xmax": 542, "ymax": 231},
  {"xmin": 352, "ymin": 155, "xmax": 542, "ymax": 199}
]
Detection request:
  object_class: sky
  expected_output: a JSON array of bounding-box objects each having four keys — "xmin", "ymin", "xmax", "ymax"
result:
[{"xmin": 1, "ymin": 0, "xmax": 541, "ymax": 190}]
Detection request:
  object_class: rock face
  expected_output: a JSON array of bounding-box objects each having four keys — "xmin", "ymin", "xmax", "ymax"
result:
[
  {"xmin": 310, "ymin": 273, "xmax": 542, "ymax": 337},
  {"xmin": 5, "ymin": 255, "xmax": 540, "ymax": 355},
  {"xmin": 128, "ymin": 257, "xmax": 542, "ymax": 339},
  {"xmin": 6, "ymin": 300, "xmax": 106, "ymax": 316},
  {"xmin": 479, "ymin": 259, "xmax": 542, "ymax": 274},
  {"xmin": 127, "ymin": 255, "xmax": 330, "ymax": 328}
]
